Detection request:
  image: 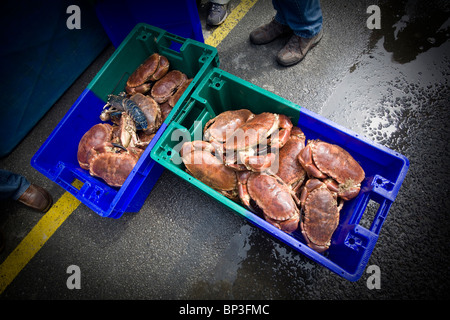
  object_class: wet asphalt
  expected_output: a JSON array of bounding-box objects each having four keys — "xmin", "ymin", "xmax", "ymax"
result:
[{"xmin": 0, "ymin": 0, "xmax": 449, "ymax": 301}]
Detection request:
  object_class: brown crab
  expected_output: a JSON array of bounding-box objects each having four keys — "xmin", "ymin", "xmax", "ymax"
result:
[
  {"xmin": 151, "ymin": 70, "xmax": 188, "ymax": 104},
  {"xmin": 298, "ymin": 140, "xmax": 365, "ymax": 201},
  {"xmin": 159, "ymin": 102, "xmax": 173, "ymax": 123},
  {"xmin": 87, "ymin": 142, "xmax": 142, "ymax": 187},
  {"xmin": 238, "ymin": 171, "xmax": 300, "ymax": 233},
  {"xmin": 224, "ymin": 112, "xmax": 293, "ymax": 172},
  {"xmin": 125, "ymin": 53, "xmax": 170, "ymax": 94},
  {"xmin": 180, "ymin": 140, "xmax": 239, "ymax": 200},
  {"xmin": 168, "ymin": 78, "xmax": 193, "ymax": 107},
  {"xmin": 203, "ymin": 109, "xmax": 255, "ymax": 145},
  {"xmin": 299, "ymin": 178, "xmax": 344, "ymax": 253},
  {"xmin": 270, "ymin": 126, "xmax": 306, "ymax": 193},
  {"xmin": 77, "ymin": 123, "xmax": 113, "ymax": 170}
]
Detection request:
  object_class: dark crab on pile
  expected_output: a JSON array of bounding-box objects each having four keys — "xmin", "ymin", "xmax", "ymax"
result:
[
  {"xmin": 77, "ymin": 53, "xmax": 192, "ymax": 188},
  {"xmin": 180, "ymin": 109, "xmax": 365, "ymax": 253}
]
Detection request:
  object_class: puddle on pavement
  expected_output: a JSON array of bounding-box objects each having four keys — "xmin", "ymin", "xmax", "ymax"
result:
[
  {"xmin": 322, "ymin": 0, "xmax": 449, "ymax": 154},
  {"xmin": 188, "ymin": 223, "xmax": 319, "ymax": 299},
  {"xmin": 369, "ymin": 0, "xmax": 449, "ymax": 64}
]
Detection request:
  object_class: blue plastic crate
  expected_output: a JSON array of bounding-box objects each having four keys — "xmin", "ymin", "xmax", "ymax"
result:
[
  {"xmin": 150, "ymin": 68, "xmax": 409, "ymax": 280},
  {"xmin": 31, "ymin": 24, "xmax": 218, "ymax": 218},
  {"xmin": 95, "ymin": 0, "xmax": 204, "ymax": 48}
]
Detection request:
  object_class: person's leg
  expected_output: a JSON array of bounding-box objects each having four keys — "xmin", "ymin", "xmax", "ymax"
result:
[
  {"xmin": 207, "ymin": 0, "xmax": 231, "ymax": 26},
  {"xmin": 0, "ymin": 169, "xmax": 31, "ymax": 201},
  {"xmin": 276, "ymin": 0, "xmax": 323, "ymax": 66},
  {"xmin": 274, "ymin": 0, "xmax": 322, "ymax": 38},
  {"xmin": 272, "ymin": 0, "xmax": 288, "ymax": 26},
  {"xmin": 0, "ymin": 169, "xmax": 53, "ymax": 212},
  {"xmin": 0, "ymin": 170, "xmax": 53, "ymax": 252},
  {"xmin": 249, "ymin": 0, "xmax": 293, "ymax": 45}
]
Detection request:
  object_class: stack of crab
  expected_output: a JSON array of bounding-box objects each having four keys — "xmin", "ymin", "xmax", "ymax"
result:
[
  {"xmin": 77, "ymin": 53, "xmax": 192, "ymax": 188},
  {"xmin": 180, "ymin": 109, "xmax": 365, "ymax": 253}
]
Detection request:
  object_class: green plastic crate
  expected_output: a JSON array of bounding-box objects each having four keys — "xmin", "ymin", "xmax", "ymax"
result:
[
  {"xmin": 89, "ymin": 23, "xmax": 219, "ymax": 100},
  {"xmin": 150, "ymin": 68, "xmax": 409, "ymax": 281}
]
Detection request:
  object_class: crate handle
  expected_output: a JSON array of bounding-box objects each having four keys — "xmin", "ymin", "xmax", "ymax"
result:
[
  {"xmin": 352, "ymin": 174, "xmax": 395, "ymax": 235},
  {"xmin": 54, "ymin": 161, "xmax": 113, "ymax": 205},
  {"xmin": 368, "ymin": 175, "xmax": 395, "ymax": 235},
  {"xmin": 164, "ymin": 33, "xmax": 187, "ymax": 45},
  {"xmin": 369, "ymin": 197, "xmax": 392, "ymax": 235},
  {"xmin": 172, "ymin": 99, "xmax": 196, "ymax": 123},
  {"xmin": 159, "ymin": 33, "xmax": 187, "ymax": 54}
]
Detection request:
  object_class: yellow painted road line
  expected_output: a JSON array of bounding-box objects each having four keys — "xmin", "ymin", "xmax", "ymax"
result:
[
  {"xmin": 0, "ymin": 0, "xmax": 257, "ymax": 296},
  {"xmin": 0, "ymin": 180, "xmax": 82, "ymax": 294},
  {"xmin": 205, "ymin": 0, "xmax": 259, "ymax": 47}
]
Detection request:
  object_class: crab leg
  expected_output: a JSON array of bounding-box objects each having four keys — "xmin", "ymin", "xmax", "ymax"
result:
[{"xmin": 237, "ymin": 171, "xmax": 252, "ymax": 208}]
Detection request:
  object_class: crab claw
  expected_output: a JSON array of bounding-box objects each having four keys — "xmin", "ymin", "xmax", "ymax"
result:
[
  {"xmin": 240, "ymin": 152, "xmax": 277, "ymax": 172},
  {"xmin": 298, "ymin": 144, "xmax": 328, "ymax": 179},
  {"xmin": 323, "ymin": 178, "xmax": 361, "ymax": 201},
  {"xmin": 100, "ymin": 110, "xmax": 111, "ymax": 122},
  {"xmin": 270, "ymin": 114, "xmax": 293, "ymax": 149}
]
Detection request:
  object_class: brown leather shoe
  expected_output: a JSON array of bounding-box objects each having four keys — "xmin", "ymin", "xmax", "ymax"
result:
[
  {"xmin": 250, "ymin": 19, "xmax": 292, "ymax": 45},
  {"xmin": 17, "ymin": 184, "xmax": 53, "ymax": 213},
  {"xmin": 277, "ymin": 29, "xmax": 323, "ymax": 66}
]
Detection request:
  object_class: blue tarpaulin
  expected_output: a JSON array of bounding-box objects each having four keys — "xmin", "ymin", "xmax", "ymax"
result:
[{"xmin": 0, "ymin": 0, "xmax": 110, "ymax": 157}]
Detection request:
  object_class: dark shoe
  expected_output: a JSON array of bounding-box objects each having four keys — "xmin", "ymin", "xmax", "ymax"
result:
[
  {"xmin": 207, "ymin": 3, "xmax": 228, "ymax": 26},
  {"xmin": 277, "ymin": 29, "xmax": 323, "ymax": 66},
  {"xmin": 17, "ymin": 184, "xmax": 53, "ymax": 213},
  {"xmin": 250, "ymin": 19, "xmax": 292, "ymax": 45}
]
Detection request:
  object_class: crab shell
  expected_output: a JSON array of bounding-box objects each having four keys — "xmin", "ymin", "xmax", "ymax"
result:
[
  {"xmin": 168, "ymin": 78, "xmax": 193, "ymax": 107},
  {"xmin": 225, "ymin": 112, "xmax": 292, "ymax": 151},
  {"xmin": 150, "ymin": 55, "xmax": 170, "ymax": 81},
  {"xmin": 298, "ymin": 140, "xmax": 365, "ymax": 201},
  {"xmin": 77, "ymin": 123, "xmax": 113, "ymax": 170},
  {"xmin": 238, "ymin": 171, "xmax": 300, "ymax": 233},
  {"xmin": 88, "ymin": 142, "xmax": 141, "ymax": 188},
  {"xmin": 151, "ymin": 70, "xmax": 187, "ymax": 104},
  {"xmin": 299, "ymin": 179, "xmax": 344, "ymax": 253},
  {"xmin": 126, "ymin": 53, "xmax": 170, "ymax": 89},
  {"xmin": 224, "ymin": 112, "xmax": 292, "ymax": 172},
  {"xmin": 272, "ymin": 126, "xmax": 306, "ymax": 193},
  {"xmin": 180, "ymin": 141, "xmax": 238, "ymax": 200},
  {"xmin": 159, "ymin": 102, "xmax": 173, "ymax": 123},
  {"xmin": 130, "ymin": 93, "xmax": 162, "ymax": 134},
  {"xmin": 85, "ymin": 140, "xmax": 143, "ymax": 166},
  {"xmin": 203, "ymin": 109, "xmax": 255, "ymax": 145}
]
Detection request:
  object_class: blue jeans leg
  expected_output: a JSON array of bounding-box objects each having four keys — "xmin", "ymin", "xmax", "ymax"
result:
[
  {"xmin": 273, "ymin": 0, "xmax": 323, "ymax": 38},
  {"xmin": 0, "ymin": 169, "xmax": 31, "ymax": 201}
]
